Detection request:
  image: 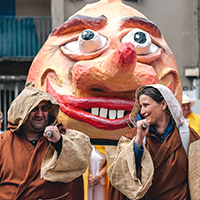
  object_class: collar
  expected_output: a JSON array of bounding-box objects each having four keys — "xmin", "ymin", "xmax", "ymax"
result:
[
  {"xmin": 29, "ymin": 139, "xmax": 39, "ymax": 148},
  {"xmin": 149, "ymin": 119, "xmax": 174, "ymax": 142}
]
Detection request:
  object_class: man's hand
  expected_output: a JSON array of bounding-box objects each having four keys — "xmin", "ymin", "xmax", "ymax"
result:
[{"xmin": 44, "ymin": 125, "xmax": 61, "ymax": 143}]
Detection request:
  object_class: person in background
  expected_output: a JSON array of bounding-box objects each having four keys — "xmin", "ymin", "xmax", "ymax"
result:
[
  {"xmin": 0, "ymin": 111, "xmax": 3, "ymax": 133},
  {"xmin": 107, "ymin": 84, "xmax": 200, "ymax": 200},
  {"xmin": 88, "ymin": 145, "xmax": 108, "ymax": 200},
  {"xmin": 182, "ymin": 94, "xmax": 200, "ymax": 136},
  {"xmin": 0, "ymin": 82, "xmax": 92, "ymax": 200}
]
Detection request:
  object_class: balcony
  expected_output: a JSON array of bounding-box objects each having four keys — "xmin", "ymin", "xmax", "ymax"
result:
[{"xmin": 0, "ymin": 16, "xmax": 52, "ymax": 60}]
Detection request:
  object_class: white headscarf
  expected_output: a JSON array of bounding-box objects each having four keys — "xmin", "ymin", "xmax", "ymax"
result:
[{"xmin": 130, "ymin": 84, "xmax": 183, "ymax": 128}]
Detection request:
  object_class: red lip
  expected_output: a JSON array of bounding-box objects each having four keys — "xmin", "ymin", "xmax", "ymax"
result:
[{"xmin": 46, "ymin": 79, "xmax": 135, "ymax": 130}]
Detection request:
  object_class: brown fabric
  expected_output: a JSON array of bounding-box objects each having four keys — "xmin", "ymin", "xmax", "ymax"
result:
[
  {"xmin": 0, "ymin": 130, "xmax": 83, "ymax": 200},
  {"xmin": 108, "ymin": 127, "xmax": 200, "ymax": 200},
  {"xmin": 71, "ymin": 176, "xmax": 84, "ymax": 200},
  {"xmin": 108, "ymin": 182, "xmax": 129, "ymax": 200}
]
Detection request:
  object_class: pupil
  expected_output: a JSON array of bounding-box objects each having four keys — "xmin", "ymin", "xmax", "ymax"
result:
[
  {"xmin": 81, "ymin": 30, "xmax": 95, "ymax": 40},
  {"xmin": 134, "ymin": 32, "xmax": 146, "ymax": 44}
]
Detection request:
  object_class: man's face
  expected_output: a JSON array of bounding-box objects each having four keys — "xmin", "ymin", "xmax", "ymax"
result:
[
  {"xmin": 181, "ymin": 103, "xmax": 191, "ymax": 118},
  {"xmin": 23, "ymin": 101, "xmax": 50, "ymax": 133}
]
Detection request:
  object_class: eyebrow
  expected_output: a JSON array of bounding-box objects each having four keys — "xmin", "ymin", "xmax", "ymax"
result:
[
  {"xmin": 120, "ymin": 16, "xmax": 161, "ymax": 38},
  {"xmin": 52, "ymin": 15, "xmax": 107, "ymax": 36}
]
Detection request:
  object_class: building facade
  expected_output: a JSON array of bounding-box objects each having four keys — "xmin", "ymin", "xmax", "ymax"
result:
[{"xmin": 0, "ymin": 0, "xmax": 199, "ymax": 131}]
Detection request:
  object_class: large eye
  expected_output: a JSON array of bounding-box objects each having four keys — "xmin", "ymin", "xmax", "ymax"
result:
[
  {"xmin": 121, "ymin": 28, "xmax": 158, "ymax": 55},
  {"xmin": 63, "ymin": 29, "xmax": 107, "ymax": 53}
]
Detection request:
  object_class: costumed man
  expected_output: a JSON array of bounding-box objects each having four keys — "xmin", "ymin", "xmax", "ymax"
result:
[
  {"xmin": 0, "ymin": 82, "xmax": 92, "ymax": 200},
  {"xmin": 182, "ymin": 94, "xmax": 200, "ymax": 136},
  {"xmin": 107, "ymin": 84, "xmax": 200, "ymax": 200}
]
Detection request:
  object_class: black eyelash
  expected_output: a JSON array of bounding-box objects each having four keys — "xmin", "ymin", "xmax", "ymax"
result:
[{"xmin": 162, "ymin": 46, "xmax": 173, "ymax": 58}]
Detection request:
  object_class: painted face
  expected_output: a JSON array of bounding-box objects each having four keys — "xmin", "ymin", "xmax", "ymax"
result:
[
  {"xmin": 181, "ymin": 103, "xmax": 191, "ymax": 118},
  {"xmin": 139, "ymin": 94, "xmax": 166, "ymax": 125},
  {"xmin": 26, "ymin": 0, "xmax": 182, "ymax": 143},
  {"xmin": 23, "ymin": 101, "xmax": 50, "ymax": 133}
]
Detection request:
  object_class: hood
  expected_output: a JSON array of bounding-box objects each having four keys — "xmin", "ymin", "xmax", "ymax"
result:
[
  {"xmin": 130, "ymin": 84, "xmax": 183, "ymax": 128},
  {"xmin": 7, "ymin": 82, "xmax": 60, "ymax": 132}
]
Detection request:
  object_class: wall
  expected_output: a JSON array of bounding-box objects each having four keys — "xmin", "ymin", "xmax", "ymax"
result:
[
  {"xmin": 15, "ymin": 0, "xmax": 51, "ymax": 16},
  {"xmin": 192, "ymin": 100, "xmax": 200, "ymax": 115}
]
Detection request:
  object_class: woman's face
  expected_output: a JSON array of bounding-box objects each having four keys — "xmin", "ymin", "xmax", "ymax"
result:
[{"xmin": 139, "ymin": 94, "xmax": 166, "ymax": 125}]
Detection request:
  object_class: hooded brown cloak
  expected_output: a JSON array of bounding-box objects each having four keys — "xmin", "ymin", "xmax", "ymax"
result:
[{"xmin": 0, "ymin": 82, "xmax": 92, "ymax": 200}]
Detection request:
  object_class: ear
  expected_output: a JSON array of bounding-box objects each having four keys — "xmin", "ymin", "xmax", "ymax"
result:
[{"xmin": 161, "ymin": 100, "xmax": 167, "ymax": 111}]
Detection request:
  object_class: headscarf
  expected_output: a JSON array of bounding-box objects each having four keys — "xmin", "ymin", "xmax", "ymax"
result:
[{"xmin": 130, "ymin": 84, "xmax": 183, "ymax": 129}]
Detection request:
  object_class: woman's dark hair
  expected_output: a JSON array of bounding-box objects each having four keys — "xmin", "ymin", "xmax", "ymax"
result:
[
  {"xmin": 139, "ymin": 86, "xmax": 172, "ymax": 117},
  {"xmin": 138, "ymin": 86, "xmax": 164, "ymax": 103}
]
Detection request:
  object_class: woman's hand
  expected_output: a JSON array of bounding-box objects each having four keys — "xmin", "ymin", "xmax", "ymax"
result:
[
  {"xmin": 89, "ymin": 174, "xmax": 101, "ymax": 186},
  {"xmin": 135, "ymin": 119, "xmax": 150, "ymax": 145}
]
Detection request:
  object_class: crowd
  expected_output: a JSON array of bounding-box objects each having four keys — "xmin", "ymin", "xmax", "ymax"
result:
[{"xmin": 0, "ymin": 82, "xmax": 200, "ymax": 200}]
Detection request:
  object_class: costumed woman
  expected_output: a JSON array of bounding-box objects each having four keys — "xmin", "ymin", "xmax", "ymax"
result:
[{"xmin": 107, "ymin": 84, "xmax": 200, "ymax": 200}]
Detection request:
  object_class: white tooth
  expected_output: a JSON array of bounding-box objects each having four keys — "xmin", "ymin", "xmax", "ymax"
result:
[
  {"xmin": 100, "ymin": 108, "xmax": 108, "ymax": 118},
  {"xmin": 109, "ymin": 110, "xmax": 116, "ymax": 119},
  {"xmin": 91, "ymin": 108, "xmax": 99, "ymax": 116},
  {"xmin": 117, "ymin": 110, "xmax": 124, "ymax": 118}
]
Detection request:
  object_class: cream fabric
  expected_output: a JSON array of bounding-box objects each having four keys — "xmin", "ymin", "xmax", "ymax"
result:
[
  {"xmin": 107, "ymin": 136, "xmax": 154, "ymax": 199},
  {"xmin": 105, "ymin": 146, "xmax": 118, "ymax": 166},
  {"xmin": 41, "ymin": 129, "xmax": 92, "ymax": 183},
  {"xmin": 188, "ymin": 140, "xmax": 200, "ymax": 200}
]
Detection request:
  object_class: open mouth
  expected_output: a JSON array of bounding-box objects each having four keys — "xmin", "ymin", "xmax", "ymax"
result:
[{"xmin": 46, "ymin": 79, "xmax": 135, "ymax": 130}]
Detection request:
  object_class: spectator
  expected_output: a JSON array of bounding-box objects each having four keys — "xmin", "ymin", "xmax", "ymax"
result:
[
  {"xmin": 107, "ymin": 84, "xmax": 200, "ymax": 200},
  {"xmin": 182, "ymin": 94, "xmax": 200, "ymax": 135},
  {"xmin": 88, "ymin": 145, "xmax": 108, "ymax": 200},
  {"xmin": 0, "ymin": 82, "xmax": 92, "ymax": 200}
]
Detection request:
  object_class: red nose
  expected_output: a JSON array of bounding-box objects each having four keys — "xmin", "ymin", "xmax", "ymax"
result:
[{"xmin": 114, "ymin": 42, "xmax": 137, "ymax": 72}]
